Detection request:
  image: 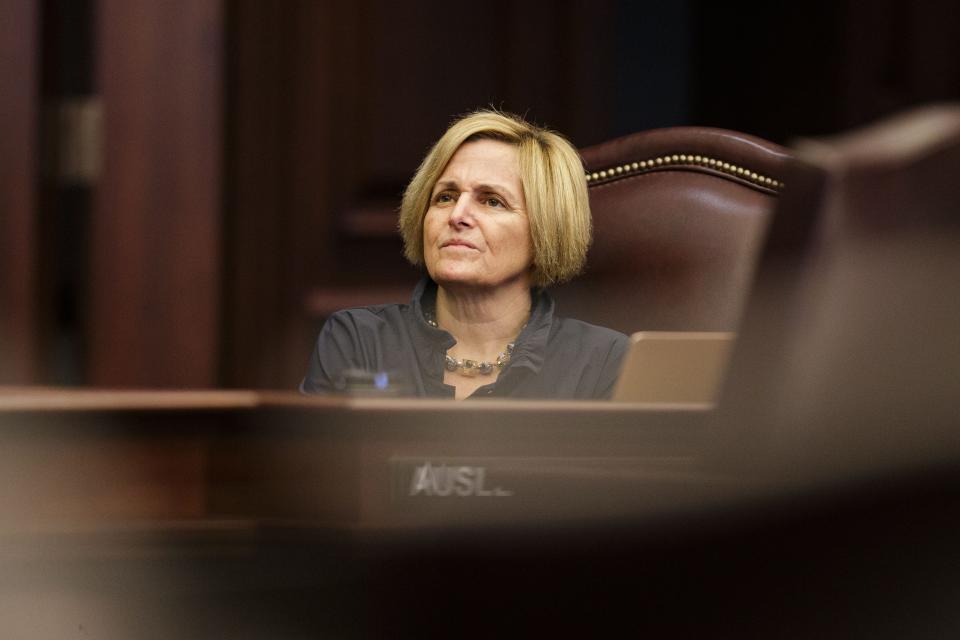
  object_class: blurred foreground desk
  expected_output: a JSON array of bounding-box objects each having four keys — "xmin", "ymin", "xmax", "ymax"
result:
[
  {"xmin": 0, "ymin": 389, "xmax": 714, "ymax": 530},
  {"xmin": 1, "ymin": 390, "xmax": 958, "ymax": 639}
]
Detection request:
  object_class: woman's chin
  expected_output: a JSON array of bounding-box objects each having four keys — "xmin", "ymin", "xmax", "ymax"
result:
[
  {"xmin": 431, "ymin": 262, "xmax": 534, "ymax": 290},
  {"xmin": 432, "ymin": 272, "xmax": 486, "ymax": 289}
]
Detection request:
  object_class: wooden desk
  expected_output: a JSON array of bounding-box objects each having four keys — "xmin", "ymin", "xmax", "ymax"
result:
[
  {"xmin": 2, "ymin": 390, "xmax": 958, "ymax": 639},
  {"xmin": 0, "ymin": 390, "xmax": 716, "ymax": 530}
]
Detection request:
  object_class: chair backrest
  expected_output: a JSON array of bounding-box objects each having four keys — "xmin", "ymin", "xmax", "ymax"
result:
[
  {"xmin": 713, "ymin": 103, "xmax": 960, "ymax": 481},
  {"xmin": 552, "ymin": 127, "xmax": 793, "ymax": 334}
]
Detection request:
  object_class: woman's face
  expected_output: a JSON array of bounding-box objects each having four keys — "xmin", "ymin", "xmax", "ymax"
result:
[{"xmin": 423, "ymin": 139, "xmax": 533, "ymax": 292}]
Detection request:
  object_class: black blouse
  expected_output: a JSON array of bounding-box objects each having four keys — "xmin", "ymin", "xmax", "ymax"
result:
[{"xmin": 300, "ymin": 277, "xmax": 629, "ymax": 399}]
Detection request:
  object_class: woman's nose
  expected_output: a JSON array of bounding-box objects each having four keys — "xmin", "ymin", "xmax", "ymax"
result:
[{"xmin": 448, "ymin": 194, "xmax": 475, "ymax": 228}]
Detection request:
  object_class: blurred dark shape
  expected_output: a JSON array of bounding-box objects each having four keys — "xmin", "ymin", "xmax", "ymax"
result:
[
  {"xmin": 555, "ymin": 127, "xmax": 792, "ymax": 335},
  {"xmin": 715, "ymin": 103, "xmax": 960, "ymax": 483}
]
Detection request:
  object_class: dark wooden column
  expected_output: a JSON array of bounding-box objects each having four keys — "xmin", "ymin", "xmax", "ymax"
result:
[
  {"xmin": 88, "ymin": 0, "xmax": 223, "ymax": 387},
  {"xmin": 0, "ymin": 0, "xmax": 39, "ymax": 384},
  {"xmin": 222, "ymin": 0, "xmax": 350, "ymax": 389}
]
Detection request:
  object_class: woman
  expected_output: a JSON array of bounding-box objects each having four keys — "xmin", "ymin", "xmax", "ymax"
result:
[{"xmin": 301, "ymin": 110, "xmax": 628, "ymax": 399}]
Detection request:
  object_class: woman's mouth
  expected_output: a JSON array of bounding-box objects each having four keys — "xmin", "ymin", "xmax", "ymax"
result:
[{"xmin": 442, "ymin": 240, "xmax": 478, "ymax": 250}]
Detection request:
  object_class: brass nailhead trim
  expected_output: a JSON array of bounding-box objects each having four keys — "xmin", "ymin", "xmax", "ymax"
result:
[{"xmin": 585, "ymin": 153, "xmax": 784, "ymax": 190}]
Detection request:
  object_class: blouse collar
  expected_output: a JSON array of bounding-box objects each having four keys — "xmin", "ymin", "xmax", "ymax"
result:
[{"xmin": 408, "ymin": 275, "xmax": 554, "ymax": 377}]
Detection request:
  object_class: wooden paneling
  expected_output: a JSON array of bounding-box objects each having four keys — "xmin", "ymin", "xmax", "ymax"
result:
[
  {"xmin": 89, "ymin": 0, "xmax": 223, "ymax": 386},
  {"xmin": 692, "ymin": 1, "xmax": 960, "ymax": 143},
  {"xmin": 222, "ymin": 1, "xmax": 347, "ymax": 389},
  {"xmin": 0, "ymin": 0, "xmax": 38, "ymax": 384},
  {"xmin": 835, "ymin": 0, "xmax": 960, "ymax": 127}
]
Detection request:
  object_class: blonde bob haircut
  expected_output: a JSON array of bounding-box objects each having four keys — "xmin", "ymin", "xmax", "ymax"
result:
[{"xmin": 398, "ymin": 109, "xmax": 591, "ymax": 287}]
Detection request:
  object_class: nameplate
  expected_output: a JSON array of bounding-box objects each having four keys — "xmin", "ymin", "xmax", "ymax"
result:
[
  {"xmin": 397, "ymin": 460, "xmax": 513, "ymax": 498},
  {"xmin": 390, "ymin": 456, "xmax": 698, "ymax": 512}
]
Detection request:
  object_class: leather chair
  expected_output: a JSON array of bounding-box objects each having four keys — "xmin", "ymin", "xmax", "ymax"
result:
[{"xmin": 553, "ymin": 127, "xmax": 793, "ymax": 334}]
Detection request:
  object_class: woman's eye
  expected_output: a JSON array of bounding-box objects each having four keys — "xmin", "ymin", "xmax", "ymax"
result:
[
  {"xmin": 484, "ymin": 196, "xmax": 505, "ymax": 208},
  {"xmin": 434, "ymin": 192, "xmax": 454, "ymax": 204}
]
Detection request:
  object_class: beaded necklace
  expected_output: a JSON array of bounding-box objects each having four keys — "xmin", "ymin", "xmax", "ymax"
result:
[{"xmin": 424, "ymin": 310, "xmax": 521, "ymax": 377}]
